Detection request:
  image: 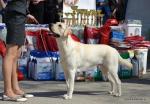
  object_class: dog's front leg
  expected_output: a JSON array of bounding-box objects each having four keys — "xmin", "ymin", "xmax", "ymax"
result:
[
  {"xmin": 61, "ymin": 64, "xmax": 70, "ymax": 96},
  {"xmin": 63, "ymin": 69, "xmax": 69, "ymax": 91},
  {"xmin": 64, "ymin": 69, "xmax": 76, "ymax": 100}
]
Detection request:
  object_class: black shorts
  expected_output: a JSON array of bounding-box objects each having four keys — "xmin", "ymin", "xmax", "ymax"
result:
[{"xmin": 4, "ymin": 10, "xmax": 26, "ymax": 47}]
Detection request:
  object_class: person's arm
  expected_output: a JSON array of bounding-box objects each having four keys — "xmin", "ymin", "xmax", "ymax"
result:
[
  {"xmin": 96, "ymin": 0, "xmax": 109, "ymax": 6},
  {"xmin": 27, "ymin": 14, "xmax": 39, "ymax": 24},
  {"xmin": 26, "ymin": 0, "xmax": 47, "ymax": 24},
  {"xmin": 64, "ymin": 0, "xmax": 79, "ymax": 6},
  {"xmin": 111, "ymin": 8, "xmax": 117, "ymax": 18},
  {"xmin": 0, "ymin": 0, "xmax": 6, "ymax": 9}
]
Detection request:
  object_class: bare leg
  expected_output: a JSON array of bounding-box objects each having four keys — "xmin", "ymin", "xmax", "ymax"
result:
[
  {"xmin": 2, "ymin": 45, "xmax": 18, "ymax": 97},
  {"xmin": 12, "ymin": 47, "xmax": 24, "ymax": 95}
]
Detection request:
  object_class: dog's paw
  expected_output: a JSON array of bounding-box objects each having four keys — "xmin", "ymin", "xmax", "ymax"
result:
[
  {"xmin": 113, "ymin": 93, "xmax": 121, "ymax": 97},
  {"xmin": 63, "ymin": 94, "xmax": 72, "ymax": 100},
  {"xmin": 108, "ymin": 91, "xmax": 115, "ymax": 95}
]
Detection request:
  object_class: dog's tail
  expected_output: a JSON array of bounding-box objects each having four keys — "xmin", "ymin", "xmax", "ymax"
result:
[{"xmin": 118, "ymin": 55, "xmax": 133, "ymax": 69}]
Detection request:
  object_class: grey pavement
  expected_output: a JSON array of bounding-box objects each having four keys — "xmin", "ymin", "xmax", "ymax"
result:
[{"xmin": 0, "ymin": 71, "xmax": 150, "ymax": 104}]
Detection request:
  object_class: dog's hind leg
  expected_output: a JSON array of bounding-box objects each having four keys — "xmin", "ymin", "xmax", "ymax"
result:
[
  {"xmin": 99, "ymin": 65, "xmax": 116, "ymax": 95},
  {"xmin": 110, "ymin": 71, "xmax": 121, "ymax": 97},
  {"xmin": 98, "ymin": 65, "xmax": 108, "ymax": 81},
  {"xmin": 63, "ymin": 69, "xmax": 76, "ymax": 99},
  {"xmin": 107, "ymin": 72, "xmax": 116, "ymax": 95}
]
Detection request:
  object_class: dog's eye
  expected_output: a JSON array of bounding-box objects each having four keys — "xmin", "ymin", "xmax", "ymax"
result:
[{"xmin": 58, "ymin": 24, "xmax": 62, "ymax": 28}]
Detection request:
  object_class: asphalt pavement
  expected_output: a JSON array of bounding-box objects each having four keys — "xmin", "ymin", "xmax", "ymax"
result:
[{"xmin": 0, "ymin": 71, "xmax": 150, "ymax": 104}]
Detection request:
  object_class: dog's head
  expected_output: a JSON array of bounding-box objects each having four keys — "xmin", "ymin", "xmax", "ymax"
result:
[{"xmin": 49, "ymin": 22, "xmax": 72, "ymax": 38}]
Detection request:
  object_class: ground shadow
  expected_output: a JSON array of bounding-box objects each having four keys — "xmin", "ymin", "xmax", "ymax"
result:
[
  {"xmin": 122, "ymin": 77, "xmax": 150, "ymax": 85},
  {"xmin": 23, "ymin": 90, "xmax": 107, "ymax": 98}
]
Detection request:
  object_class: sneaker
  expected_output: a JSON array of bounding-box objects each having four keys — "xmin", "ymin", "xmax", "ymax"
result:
[{"xmin": 2, "ymin": 95, "xmax": 27, "ymax": 102}]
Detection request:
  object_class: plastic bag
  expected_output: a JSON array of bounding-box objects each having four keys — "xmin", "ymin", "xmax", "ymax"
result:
[
  {"xmin": 0, "ymin": 39, "xmax": 6, "ymax": 58},
  {"xmin": 26, "ymin": 30, "xmax": 58, "ymax": 52},
  {"xmin": 84, "ymin": 26, "xmax": 101, "ymax": 44},
  {"xmin": 99, "ymin": 25, "xmax": 111, "ymax": 44}
]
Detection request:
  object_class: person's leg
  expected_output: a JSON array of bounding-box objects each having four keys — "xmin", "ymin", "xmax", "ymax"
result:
[
  {"xmin": 11, "ymin": 47, "xmax": 25, "ymax": 95},
  {"xmin": 2, "ymin": 45, "xmax": 19, "ymax": 97}
]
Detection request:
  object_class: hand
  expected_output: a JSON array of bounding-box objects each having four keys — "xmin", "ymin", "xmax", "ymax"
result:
[
  {"xmin": 96, "ymin": 2, "xmax": 106, "ymax": 6},
  {"xmin": 64, "ymin": 0, "xmax": 79, "ymax": 6},
  {"xmin": 0, "ymin": 0, "xmax": 6, "ymax": 8},
  {"xmin": 27, "ymin": 14, "xmax": 39, "ymax": 24},
  {"xmin": 111, "ymin": 8, "xmax": 117, "ymax": 18},
  {"xmin": 100, "ymin": 2, "xmax": 106, "ymax": 6},
  {"xmin": 32, "ymin": 0, "xmax": 45, "ymax": 5}
]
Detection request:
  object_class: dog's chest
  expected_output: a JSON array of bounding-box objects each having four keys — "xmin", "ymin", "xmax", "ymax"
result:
[{"xmin": 60, "ymin": 48, "xmax": 82, "ymax": 68}]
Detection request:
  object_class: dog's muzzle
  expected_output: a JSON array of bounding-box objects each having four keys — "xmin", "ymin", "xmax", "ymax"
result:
[{"xmin": 49, "ymin": 23, "xmax": 60, "ymax": 38}]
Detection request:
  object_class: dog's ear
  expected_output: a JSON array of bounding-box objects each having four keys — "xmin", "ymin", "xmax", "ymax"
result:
[{"xmin": 63, "ymin": 28, "xmax": 72, "ymax": 37}]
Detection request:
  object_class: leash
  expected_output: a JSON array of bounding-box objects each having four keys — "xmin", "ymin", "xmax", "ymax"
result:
[
  {"xmin": 39, "ymin": 26, "xmax": 54, "ymax": 62},
  {"xmin": 38, "ymin": 25, "xmax": 56, "ymax": 79}
]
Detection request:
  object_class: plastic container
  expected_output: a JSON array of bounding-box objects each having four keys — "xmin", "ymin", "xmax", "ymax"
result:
[
  {"xmin": 125, "ymin": 23, "xmax": 142, "ymax": 36},
  {"xmin": 119, "ymin": 68, "xmax": 132, "ymax": 79},
  {"xmin": 18, "ymin": 58, "xmax": 28, "ymax": 79},
  {"xmin": 131, "ymin": 56, "xmax": 140, "ymax": 77},
  {"xmin": 0, "ymin": 23, "xmax": 7, "ymax": 42},
  {"xmin": 94, "ymin": 69, "xmax": 103, "ymax": 81},
  {"xmin": 29, "ymin": 50, "xmax": 54, "ymax": 80},
  {"xmin": 119, "ymin": 52, "xmax": 132, "ymax": 79},
  {"xmin": 134, "ymin": 48, "xmax": 148, "ymax": 74},
  {"xmin": 111, "ymin": 31, "xmax": 125, "ymax": 42},
  {"xmin": 55, "ymin": 59, "xmax": 65, "ymax": 81}
]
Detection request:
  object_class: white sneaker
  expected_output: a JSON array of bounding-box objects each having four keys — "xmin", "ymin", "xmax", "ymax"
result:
[{"xmin": 2, "ymin": 95, "xmax": 27, "ymax": 102}]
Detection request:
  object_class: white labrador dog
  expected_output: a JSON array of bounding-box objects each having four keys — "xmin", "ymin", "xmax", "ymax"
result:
[{"xmin": 49, "ymin": 22, "xmax": 132, "ymax": 99}]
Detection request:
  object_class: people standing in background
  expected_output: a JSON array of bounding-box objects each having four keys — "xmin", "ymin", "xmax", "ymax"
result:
[
  {"xmin": 96, "ymin": 0, "xmax": 111, "ymax": 24},
  {"xmin": 0, "ymin": 0, "xmax": 39, "ymax": 102},
  {"xmin": 108, "ymin": 0, "xmax": 128, "ymax": 23},
  {"xmin": 29, "ymin": 0, "xmax": 45, "ymax": 24},
  {"xmin": 44, "ymin": 0, "xmax": 63, "ymax": 24},
  {"xmin": 29, "ymin": 0, "xmax": 63, "ymax": 24},
  {"xmin": 0, "ymin": 0, "xmax": 7, "ymax": 22},
  {"xmin": 0, "ymin": 0, "xmax": 6, "ymax": 8}
]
